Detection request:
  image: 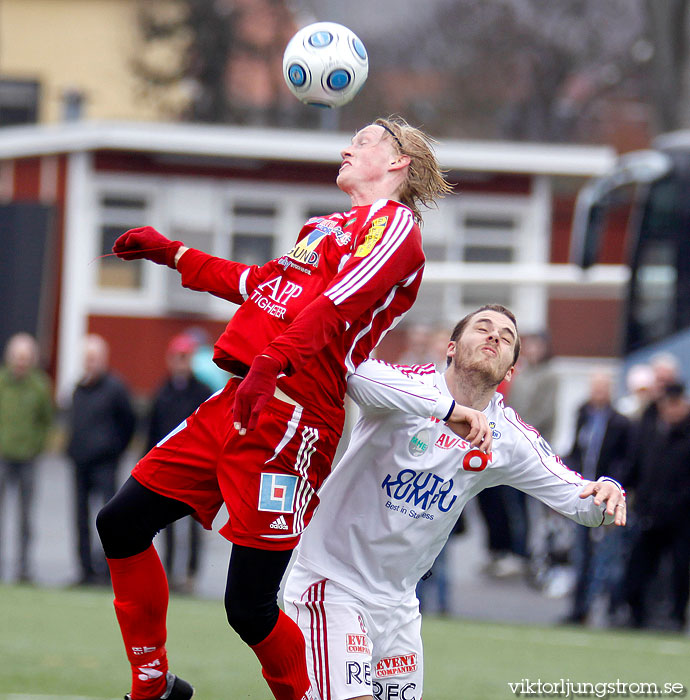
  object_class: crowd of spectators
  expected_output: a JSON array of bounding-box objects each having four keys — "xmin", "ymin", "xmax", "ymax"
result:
[{"xmin": 0, "ymin": 325, "xmax": 687, "ymax": 632}]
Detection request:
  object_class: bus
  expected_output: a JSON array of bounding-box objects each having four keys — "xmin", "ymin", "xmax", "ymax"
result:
[{"xmin": 570, "ymin": 131, "xmax": 690, "ymax": 377}]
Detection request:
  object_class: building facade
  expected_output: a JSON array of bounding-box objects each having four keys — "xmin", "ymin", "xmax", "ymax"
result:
[{"xmin": 0, "ymin": 120, "xmax": 622, "ymax": 413}]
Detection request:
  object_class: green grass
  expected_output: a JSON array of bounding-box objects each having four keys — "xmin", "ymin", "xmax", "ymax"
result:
[{"xmin": 1, "ymin": 584, "xmax": 689, "ymax": 699}]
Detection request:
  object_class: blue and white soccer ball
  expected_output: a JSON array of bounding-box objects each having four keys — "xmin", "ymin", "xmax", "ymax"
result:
[{"xmin": 282, "ymin": 22, "xmax": 368, "ymax": 108}]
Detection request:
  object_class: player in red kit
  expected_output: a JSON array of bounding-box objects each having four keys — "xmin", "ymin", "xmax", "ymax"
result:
[{"xmin": 96, "ymin": 117, "xmax": 452, "ymax": 700}]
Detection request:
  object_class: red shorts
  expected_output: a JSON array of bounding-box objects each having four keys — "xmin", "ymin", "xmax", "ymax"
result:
[{"xmin": 132, "ymin": 379, "xmax": 342, "ymax": 550}]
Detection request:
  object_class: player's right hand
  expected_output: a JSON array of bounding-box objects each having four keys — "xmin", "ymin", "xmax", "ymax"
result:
[
  {"xmin": 446, "ymin": 404, "xmax": 493, "ymax": 453},
  {"xmin": 113, "ymin": 226, "xmax": 182, "ymax": 269}
]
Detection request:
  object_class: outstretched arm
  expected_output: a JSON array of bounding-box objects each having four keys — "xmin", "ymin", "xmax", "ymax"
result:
[
  {"xmin": 347, "ymin": 359, "xmax": 491, "ymax": 450},
  {"xmin": 579, "ymin": 479, "xmax": 627, "ymax": 526}
]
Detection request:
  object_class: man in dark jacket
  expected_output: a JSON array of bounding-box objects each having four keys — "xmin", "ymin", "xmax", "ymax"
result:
[
  {"xmin": 623, "ymin": 381, "xmax": 690, "ymax": 630},
  {"xmin": 67, "ymin": 334, "xmax": 136, "ymax": 585},
  {"xmin": 562, "ymin": 371, "xmax": 631, "ymax": 624},
  {"xmin": 147, "ymin": 334, "xmax": 212, "ymax": 593}
]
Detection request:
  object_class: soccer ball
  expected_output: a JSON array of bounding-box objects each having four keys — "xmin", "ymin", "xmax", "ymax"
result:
[{"xmin": 282, "ymin": 22, "xmax": 368, "ymax": 108}]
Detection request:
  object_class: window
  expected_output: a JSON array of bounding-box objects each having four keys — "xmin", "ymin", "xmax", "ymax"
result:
[
  {"xmin": 96, "ymin": 194, "xmax": 148, "ymax": 289},
  {"xmin": 409, "ymin": 198, "xmax": 536, "ymax": 324},
  {"xmin": 229, "ymin": 204, "xmax": 276, "ymax": 266}
]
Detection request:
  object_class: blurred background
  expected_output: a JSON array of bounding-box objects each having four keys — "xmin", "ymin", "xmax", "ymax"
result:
[{"xmin": 1, "ymin": 0, "xmax": 690, "ymax": 634}]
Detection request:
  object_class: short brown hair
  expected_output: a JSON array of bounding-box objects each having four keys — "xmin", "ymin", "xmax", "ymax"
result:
[
  {"xmin": 448, "ymin": 304, "xmax": 521, "ymax": 366},
  {"xmin": 374, "ymin": 116, "xmax": 453, "ymax": 225}
]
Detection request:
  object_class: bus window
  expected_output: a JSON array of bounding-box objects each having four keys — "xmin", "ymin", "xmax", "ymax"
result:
[{"xmin": 628, "ymin": 237, "xmax": 677, "ymax": 350}]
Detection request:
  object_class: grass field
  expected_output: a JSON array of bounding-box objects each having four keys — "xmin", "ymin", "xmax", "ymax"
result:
[{"xmin": 1, "ymin": 583, "xmax": 689, "ymax": 699}]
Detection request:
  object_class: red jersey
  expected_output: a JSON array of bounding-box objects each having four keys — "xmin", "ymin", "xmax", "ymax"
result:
[{"xmin": 177, "ymin": 198, "xmax": 424, "ymax": 420}]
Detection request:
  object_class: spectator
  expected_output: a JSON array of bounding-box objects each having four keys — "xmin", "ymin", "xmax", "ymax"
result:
[
  {"xmin": 184, "ymin": 326, "xmax": 230, "ymax": 393},
  {"xmin": 397, "ymin": 323, "xmax": 436, "ymax": 366},
  {"xmin": 507, "ymin": 331, "xmax": 558, "ymax": 444},
  {"xmin": 147, "ymin": 334, "xmax": 213, "ymax": 594},
  {"xmin": 623, "ymin": 382, "xmax": 690, "ymax": 631},
  {"xmin": 638, "ymin": 352, "xmax": 682, "ymax": 433},
  {"xmin": 481, "ymin": 332, "xmax": 558, "ymax": 578},
  {"xmin": 561, "ymin": 371, "xmax": 631, "ymax": 624},
  {"xmin": 66, "ymin": 334, "xmax": 136, "ymax": 585},
  {"xmin": 616, "ymin": 363, "xmax": 654, "ymax": 421},
  {"xmin": 0, "ymin": 333, "xmax": 53, "ymax": 582}
]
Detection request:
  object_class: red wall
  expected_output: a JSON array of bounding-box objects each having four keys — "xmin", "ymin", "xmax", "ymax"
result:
[
  {"xmin": 87, "ymin": 315, "xmax": 228, "ymax": 396},
  {"xmin": 548, "ymin": 298, "xmax": 623, "ymax": 357}
]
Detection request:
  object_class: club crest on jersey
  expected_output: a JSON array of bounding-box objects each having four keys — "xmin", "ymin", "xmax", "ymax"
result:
[
  {"xmin": 490, "ymin": 421, "xmax": 501, "ymax": 439},
  {"xmin": 354, "ymin": 216, "xmax": 387, "ymax": 257},
  {"xmin": 258, "ymin": 473, "xmax": 298, "ymax": 513},
  {"xmin": 408, "ymin": 429, "xmax": 430, "ymax": 456}
]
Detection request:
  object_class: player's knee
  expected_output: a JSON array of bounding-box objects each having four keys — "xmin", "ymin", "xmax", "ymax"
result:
[
  {"xmin": 96, "ymin": 496, "xmax": 153, "ymax": 558},
  {"xmin": 224, "ymin": 592, "xmax": 279, "ymax": 646},
  {"xmin": 95, "ymin": 498, "xmax": 121, "ymax": 550}
]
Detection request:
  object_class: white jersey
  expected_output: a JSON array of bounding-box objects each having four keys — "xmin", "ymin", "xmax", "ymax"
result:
[{"xmin": 294, "ymin": 359, "xmax": 619, "ymax": 606}]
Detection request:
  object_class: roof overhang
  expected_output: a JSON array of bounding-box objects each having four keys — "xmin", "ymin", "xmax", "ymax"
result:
[{"xmin": 0, "ymin": 120, "xmax": 617, "ymax": 177}]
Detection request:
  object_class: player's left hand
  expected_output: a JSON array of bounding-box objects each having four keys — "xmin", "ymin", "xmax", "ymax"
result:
[
  {"xmin": 445, "ymin": 404, "xmax": 493, "ymax": 453},
  {"xmin": 579, "ymin": 480, "xmax": 627, "ymax": 526},
  {"xmin": 233, "ymin": 355, "xmax": 282, "ymax": 435}
]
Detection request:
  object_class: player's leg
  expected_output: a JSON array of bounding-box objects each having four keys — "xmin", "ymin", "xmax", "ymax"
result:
[
  {"xmin": 224, "ymin": 544, "xmax": 312, "ymax": 700},
  {"xmin": 217, "ymin": 390, "xmax": 341, "ymax": 700},
  {"xmin": 97, "ymin": 476, "xmax": 194, "ymax": 699},
  {"xmin": 97, "ymin": 388, "xmax": 227, "ymax": 699},
  {"xmin": 370, "ymin": 600, "xmax": 423, "ymax": 700},
  {"xmin": 284, "ymin": 562, "xmax": 377, "ymax": 700}
]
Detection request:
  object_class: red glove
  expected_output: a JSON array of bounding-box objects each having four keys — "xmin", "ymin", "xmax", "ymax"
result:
[
  {"xmin": 112, "ymin": 226, "xmax": 183, "ymax": 269},
  {"xmin": 233, "ymin": 355, "xmax": 282, "ymax": 433}
]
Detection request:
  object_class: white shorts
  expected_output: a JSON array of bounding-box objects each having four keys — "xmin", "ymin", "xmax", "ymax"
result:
[{"xmin": 284, "ymin": 559, "xmax": 423, "ymax": 700}]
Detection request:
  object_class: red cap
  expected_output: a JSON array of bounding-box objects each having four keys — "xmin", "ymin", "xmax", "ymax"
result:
[{"xmin": 167, "ymin": 334, "xmax": 198, "ymax": 355}]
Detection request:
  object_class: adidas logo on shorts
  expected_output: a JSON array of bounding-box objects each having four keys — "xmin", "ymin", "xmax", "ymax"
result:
[{"xmin": 269, "ymin": 515, "xmax": 289, "ymax": 530}]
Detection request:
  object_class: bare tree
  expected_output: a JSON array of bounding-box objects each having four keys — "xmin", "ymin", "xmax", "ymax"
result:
[
  {"xmin": 349, "ymin": 0, "xmax": 652, "ymax": 142},
  {"xmin": 133, "ymin": 0, "xmax": 308, "ymax": 125},
  {"xmin": 644, "ymin": 0, "xmax": 690, "ymax": 132}
]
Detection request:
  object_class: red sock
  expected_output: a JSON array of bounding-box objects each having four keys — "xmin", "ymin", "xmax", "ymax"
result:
[
  {"xmin": 250, "ymin": 610, "xmax": 313, "ymax": 700},
  {"xmin": 107, "ymin": 545, "xmax": 170, "ymax": 699}
]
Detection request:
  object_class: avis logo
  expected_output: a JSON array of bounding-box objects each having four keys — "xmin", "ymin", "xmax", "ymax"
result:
[
  {"xmin": 435, "ymin": 434, "xmax": 469, "ymax": 450},
  {"xmin": 375, "ymin": 653, "xmax": 418, "ymax": 677}
]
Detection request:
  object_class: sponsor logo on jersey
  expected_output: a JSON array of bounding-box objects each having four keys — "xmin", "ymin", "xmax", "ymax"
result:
[
  {"xmin": 375, "ymin": 653, "xmax": 418, "ymax": 677},
  {"xmin": 354, "ymin": 216, "xmax": 387, "ymax": 257},
  {"xmin": 269, "ymin": 515, "xmax": 289, "ymax": 530},
  {"xmin": 408, "ymin": 429, "xmax": 430, "ymax": 456},
  {"xmin": 373, "ymin": 681, "xmax": 418, "ymax": 700},
  {"xmin": 382, "ymin": 469, "xmax": 456, "ymax": 512},
  {"xmin": 286, "ymin": 227, "xmax": 330, "ymax": 268},
  {"xmin": 435, "ymin": 433, "xmax": 470, "ymax": 450},
  {"xmin": 258, "ymin": 473, "xmax": 298, "ymax": 513},
  {"xmin": 346, "ymin": 661, "xmax": 372, "ymax": 686},
  {"xmin": 277, "ymin": 256, "xmax": 313, "ymax": 275},
  {"xmin": 358, "ymin": 614, "xmax": 368, "ymax": 634},
  {"xmin": 462, "ymin": 449, "xmax": 492, "ymax": 472},
  {"xmin": 346, "ymin": 633, "xmax": 372, "ymax": 654},
  {"xmin": 250, "ymin": 275, "xmax": 303, "ymax": 319},
  {"xmin": 335, "ymin": 229, "xmax": 352, "ymax": 246}
]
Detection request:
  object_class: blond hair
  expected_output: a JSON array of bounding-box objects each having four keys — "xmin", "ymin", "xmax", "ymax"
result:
[{"xmin": 374, "ymin": 116, "xmax": 453, "ymax": 225}]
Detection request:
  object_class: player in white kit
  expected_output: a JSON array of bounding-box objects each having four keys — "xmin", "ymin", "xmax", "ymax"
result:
[{"xmin": 283, "ymin": 305, "xmax": 626, "ymax": 700}]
